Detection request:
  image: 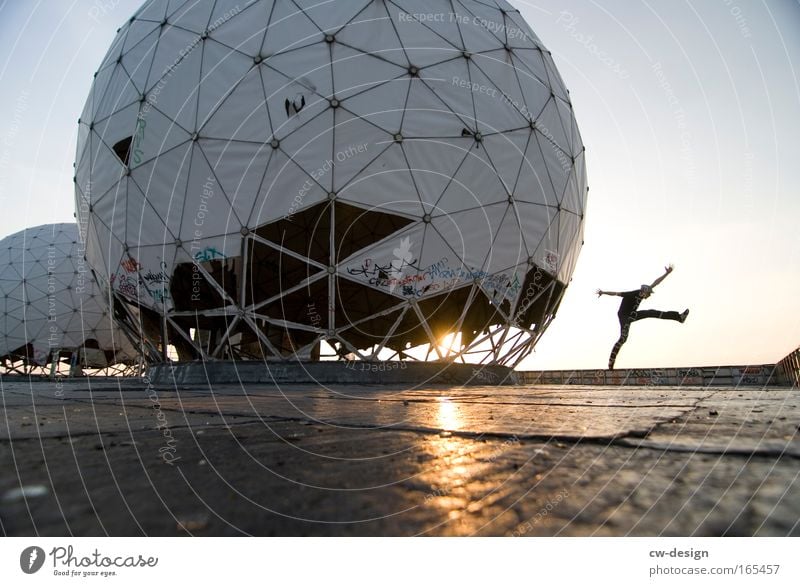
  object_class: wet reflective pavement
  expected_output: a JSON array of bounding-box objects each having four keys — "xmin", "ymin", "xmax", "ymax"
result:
[{"xmin": 1, "ymin": 379, "xmax": 798, "ymax": 536}]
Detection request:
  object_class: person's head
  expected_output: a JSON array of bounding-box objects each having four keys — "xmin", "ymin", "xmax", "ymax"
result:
[{"xmin": 639, "ymin": 284, "xmax": 653, "ymax": 298}]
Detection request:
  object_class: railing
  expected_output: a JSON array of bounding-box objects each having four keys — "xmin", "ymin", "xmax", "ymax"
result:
[{"xmin": 776, "ymin": 346, "xmax": 800, "ymax": 387}]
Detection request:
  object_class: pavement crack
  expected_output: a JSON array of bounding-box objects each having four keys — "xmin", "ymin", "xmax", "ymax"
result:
[{"xmin": 612, "ymin": 438, "xmax": 800, "ymax": 459}]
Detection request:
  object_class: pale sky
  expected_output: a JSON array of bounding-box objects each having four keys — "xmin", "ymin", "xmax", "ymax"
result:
[{"xmin": 0, "ymin": 0, "xmax": 798, "ymax": 370}]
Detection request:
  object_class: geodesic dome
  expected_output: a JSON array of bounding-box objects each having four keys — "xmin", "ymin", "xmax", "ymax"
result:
[
  {"xmin": 0, "ymin": 224, "xmax": 138, "ymax": 373},
  {"xmin": 75, "ymin": 0, "xmax": 587, "ymax": 366}
]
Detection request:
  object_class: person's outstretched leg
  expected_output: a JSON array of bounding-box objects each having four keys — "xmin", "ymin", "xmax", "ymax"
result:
[
  {"xmin": 608, "ymin": 321, "xmax": 631, "ymax": 369},
  {"xmin": 631, "ymin": 309, "xmax": 684, "ymax": 322}
]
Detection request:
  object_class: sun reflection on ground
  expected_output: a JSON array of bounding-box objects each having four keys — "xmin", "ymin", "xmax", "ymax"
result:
[
  {"xmin": 414, "ymin": 400, "xmax": 481, "ymax": 522},
  {"xmin": 436, "ymin": 397, "xmax": 461, "ymax": 431}
]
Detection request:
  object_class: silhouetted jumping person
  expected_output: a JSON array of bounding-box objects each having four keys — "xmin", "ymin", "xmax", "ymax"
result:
[{"xmin": 596, "ymin": 265, "xmax": 689, "ymax": 370}]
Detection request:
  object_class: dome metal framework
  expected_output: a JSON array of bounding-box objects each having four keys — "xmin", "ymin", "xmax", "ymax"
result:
[
  {"xmin": 75, "ymin": 0, "xmax": 587, "ymax": 367},
  {"xmin": 0, "ymin": 223, "xmax": 139, "ymax": 375}
]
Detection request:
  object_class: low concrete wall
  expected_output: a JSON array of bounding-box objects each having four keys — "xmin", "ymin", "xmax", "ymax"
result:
[
  {"xmin": 147, "ymin": 360, "xmax": 519, "ymax": 387},
  {"xmin": 518, "ymin": 364, "xmax": 782, "ymax": 387},
  {"xmin": 147, "ymin": 361, "xmax": 788, "ymax": 388}
]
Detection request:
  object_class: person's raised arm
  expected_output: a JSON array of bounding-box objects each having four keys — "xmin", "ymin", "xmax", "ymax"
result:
[
  {"xmin": 649, "ymin": 264, "xmax": 674, "ymax": 289},
  {"xmin": 596, "ymin": 289, "xmax": 623, "ymax": 297}
]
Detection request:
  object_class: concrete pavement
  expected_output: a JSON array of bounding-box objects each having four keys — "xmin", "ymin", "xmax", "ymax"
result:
[{"xmin": 1, "ymin": 378, "xmax": 798, "ymax": 535}]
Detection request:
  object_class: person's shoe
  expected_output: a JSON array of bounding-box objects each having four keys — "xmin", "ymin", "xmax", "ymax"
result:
[{"xmin": 679, "ymin": 309, "xmax": 690, "ymax": 323}]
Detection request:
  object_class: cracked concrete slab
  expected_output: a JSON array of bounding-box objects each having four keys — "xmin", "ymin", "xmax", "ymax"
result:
[
  {"xmin": 0, "ymin": 379, "xmax": 798, "ymax": 536},
  {"xmin": 621, "ymin": 389, "xmax": 800, "ymax": 457}
]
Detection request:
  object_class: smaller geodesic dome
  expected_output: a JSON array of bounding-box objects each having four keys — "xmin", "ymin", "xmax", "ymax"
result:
[{"xmin": 0, "ymin": 223, "xmax": 137, "ymax": 372}]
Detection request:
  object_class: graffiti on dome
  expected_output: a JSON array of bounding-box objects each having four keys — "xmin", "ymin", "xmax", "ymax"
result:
[
  {"xmin": 111, "ymin": 257, "xmax": 171, "ymax": 303},
  {"xmin": 193, "ymin": 246, "xmax": 226, "ymax": 263},
  {"xmin": 141, "ymin": 262, "xmax": 170, "ymax": 285},
  {"xmin": 120, "ymin": 257, "xmax": 142, "ymax": 273},
  {"xmin": 347, "ymin": 255, "xmax": 521, "ymax": 301},
  {"xmin": 149, "ymin": 287, "xmax": 170, "ymax": 304},
  {"xmin": 543, "ymin": 250, "xmax": 559, "ymax": 273},
  {"xmin": 131, "ymin": 117, "xmax": 146, "ymax": 166},
  {"xmin": 111, "ymin": 273, "xmax": 140, "ymax": 298}
]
